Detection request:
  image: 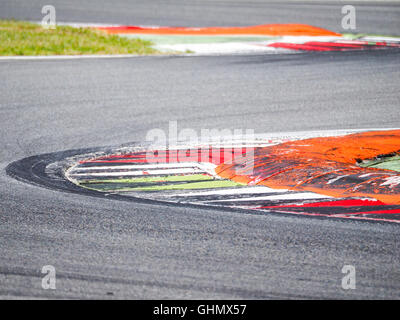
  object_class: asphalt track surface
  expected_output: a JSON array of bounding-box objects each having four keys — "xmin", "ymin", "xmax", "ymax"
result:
[
  {"xmin": 1, "ymin": 0, "xmax": 400, "ymax": 35},
  {"xmin": 1, "ymin": 1, "xmax": 400, "ymax": 299}
]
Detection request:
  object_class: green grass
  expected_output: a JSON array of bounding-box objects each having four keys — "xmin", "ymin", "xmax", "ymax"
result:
[{"xmin": 0, "ymin": 19, "xmax": 158, "ymax": 56}]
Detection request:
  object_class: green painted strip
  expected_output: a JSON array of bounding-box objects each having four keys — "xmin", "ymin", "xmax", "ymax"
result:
[
  {"xmin": 80, "ymin": 174, "xmax": 213, "ymax": 184},
  {"xmin": 128, "ymin": 180, "xmax": 243, "ymax": 191},
  {"xmin": 77, "ymin": 174, "xmax": 244, "ymax": 192},
  {"xmin": 79, "ymin": 179, "xmax": 214, "ymax": 191},
  {"xmin": 360, "ymin": 155, "xmax": 400, "ymax": 172},
  {"xmin": 121, "ymin": 34, "xmax": 277, "ymax": 45},
  {"xmin": 342, "ymin": 33, "xmax": 400, "ymax": 40},
  {"xmin": 342, "ymin": 33, "xmax": 365, "ymax": 40},
  {"xmin": 89, "ymin": 179, "xmax": 243, "ymax": 192}
]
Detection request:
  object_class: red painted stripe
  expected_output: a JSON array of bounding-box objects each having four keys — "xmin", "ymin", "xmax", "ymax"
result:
[
  {"xmin": 334, "ymin": 209, "xmax": 400, "ymax": 216},
  {"xmin": 97, "ymin": 24, "xmax": 340, "ymax": 37},
  {"xmin": 268, "ymin": 42, "xmax": 337, "ymax": 51},
  {"xmin": 252, "ymin": 207, "xmax": 400, "ymax": 223},
  {"xmin": 305, "ymin": 41, "xmax": 366, "ymax": 48},
  {"xmin": 337, "ymin": 40, "xmax": 400, "ymax": 47},
  {"xmin": 336, "ymin": 40, "xmax": 370, "ymax": 45},
  {"xmin": 80, "ymin": 147, "xmax": 252, "ymax": 165},
  {"xmin": 79, "ymin": 159, "xmax": 149, "ymax": 164},
  {"xmin": 267, "ymin": 41, "xmax": 393, "ymax": 52},
  {"xmin": 258, "ymin": 199, "xmax": 386, "ymax": 209}
]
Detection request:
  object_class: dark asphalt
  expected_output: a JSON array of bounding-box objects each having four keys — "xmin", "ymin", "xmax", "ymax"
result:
[
  {"xmin": 1, "ymin": 0, "xmax": 400, "ymax": 35},
  {"xmin": 1, "ymin": 1, "xmax": 400, "ymax": 299},
  {"xmin": 1, "ymin": 50, "xmax": 400, "ymax": 299}
]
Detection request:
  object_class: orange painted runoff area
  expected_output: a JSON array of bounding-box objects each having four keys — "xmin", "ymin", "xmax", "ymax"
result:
[
  {"xmin": 98, "ymin": 24, "xmax": 341, "ymax": 37},
  {"xmin": 216, "ymin": 130, "xmax": 400, "ymax": 204}
]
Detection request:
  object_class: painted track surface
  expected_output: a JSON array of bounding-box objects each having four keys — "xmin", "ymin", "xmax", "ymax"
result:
[
  {"xmin": 1, "ymin": 2, "xmax": 400, "ymax": 299},
  {"xmin": 39, "ymin": 130, "xmax": 399, "ymax": 224}
]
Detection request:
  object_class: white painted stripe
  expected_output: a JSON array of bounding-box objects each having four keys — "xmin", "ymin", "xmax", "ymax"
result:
[
  {"xmin": 362, "ymin": 36, "xmax": 400, "ymax": 42},
  {"xmin": 155, "ymin": 42, "xmax": 279, "ymax": 54},
  {"xmin": 162, "ymin": 128, "xmax": 400, "ymax": 151},
  {"xmin": 0, "ymin": 54, "xmax": 153, "ymax": 61},
  {"xmin": 73, "ymin": 162, "xmax": 203, "ymax": 171},
  {"xmin": 68, "ymin": 168, "xmax": 204, "ymax": 177},
  {"xmin": 153, "ymin": 35, "xmax": 348, "ymax": 54},
  {"xmin": 171, "ymin": 186, "xmax": 291, "ymax": 197},
  {"xmin": 203, "ymin": 192, "xmax": 331, "ymax": 203}
]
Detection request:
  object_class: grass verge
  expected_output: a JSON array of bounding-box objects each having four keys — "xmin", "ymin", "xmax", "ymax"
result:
[{"xmin": 0, "ymin": 19, "xmax": 158, "ymax": 56}]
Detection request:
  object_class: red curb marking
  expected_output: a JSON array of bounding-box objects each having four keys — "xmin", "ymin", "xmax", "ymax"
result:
[
  {"xmin": 267, "ymin": 41, "xmax": 399, "ymax": 51},
  {"xmin": 216, "ymin": 130, "xmax": 400, "ymax": 204},
  {"xmin": 74, "ymin": 135, "xmax": 400, "ymax": 222},
  {"xmin": 80, "ymin": 147, "xmax": 252, "ymax": 165},
  {"xmin": 258, "ymin": 199, "xmax": 386, "ymax": 209},
  {"xmin": 97, "ymin": 24, "xmax": 340, "ymax": 37}
]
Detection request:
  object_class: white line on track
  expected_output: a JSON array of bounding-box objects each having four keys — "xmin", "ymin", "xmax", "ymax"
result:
[
  {"xmin": 0, "ymin": 54, "xmax": 151, "ymax": 61},
  {"xmin": 69, "ymin": 168, "xmax": 205, "ymax": 177},
  {"xmin": 172, "ymin": 186, "xmax": 291, "ymax": 197},
  {"xmin": 72, "ymin": 162, "xmax": 203, "ymax": 171},
  {"xmin": 203, "ymin": 192, "xmax": 331, "ymax": 202}
]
